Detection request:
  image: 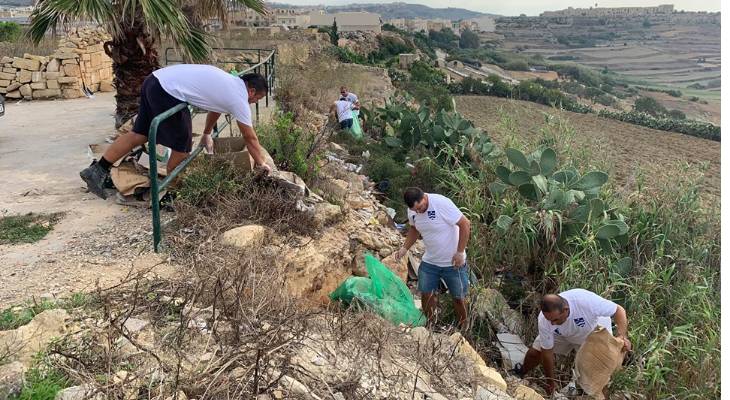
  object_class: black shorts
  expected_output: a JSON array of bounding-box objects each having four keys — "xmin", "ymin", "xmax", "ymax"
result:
[
  {"xmin": 340, "ymin": 118, "xmax": 353, "ymax": 129},
  {"xmin": 132, "ymin": 74, "xmax": 192, "ymax": 153}
]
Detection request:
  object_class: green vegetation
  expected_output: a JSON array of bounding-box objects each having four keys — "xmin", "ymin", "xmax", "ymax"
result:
[
  {"xmin": 0, "ymin": 300, "xmax": 56, "ymax": 330},
  {"xmin": 599, "ymin": 109, "xmax": 719, "ymax": 141},
  {"xmin": 342, "ymin": 92, "xmax": 719, "ymax": 397},
  {"xmin": 330, "ymin": 19, "xmax": 339, "ymax": 46},
  {"xmin": 459, "ymin": 29, "xmax": 480, "ymax": 49},
  {"xmin": 10, "ymin": 365, "xmax": 69, "ymax": 400},
  {"xmin": 0, "ymin": 21, "xmax": 21, "ymax": 42},
  {"xmin": 175, "ymin": 157, "xmax": 242, "ymax": 207},
  {"xmin": 0, "ymin": 213, "xmax": 62, "ymax": 245},
  {"xmin": 258, "ymin": 112, "xmax": 320, "ymax": 181}
]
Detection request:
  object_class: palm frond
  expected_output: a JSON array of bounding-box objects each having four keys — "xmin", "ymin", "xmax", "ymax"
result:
[
  {"xmin": 28, "ymin": 0, "xmax": 116, "ymax": 44},
  {"xmin": 135, "ymin": 0, "xmax": 211, "ymax": 62}
]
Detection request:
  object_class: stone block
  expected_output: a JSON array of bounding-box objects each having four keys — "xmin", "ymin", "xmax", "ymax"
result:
[
  {"xmin": 90, "ymin": 52, "xmax": 102, "ymax": 67},
  {"xmin": 62, "ymin": 88, "xmax": 83, "ymax": 99},
  {"xmin": 0, "ymin": 71, "xmax": 15, "ymax": 80},
  {"xmin": 0, "ymin": 87, "xmax": 5, "ymax": 94},
  {"xmin": 17, "ymin": 70, "xmax": 32, "ymax": 83},
  {"xmin": 19, "ymin": 83, "xmax": 32, "ymax": 97},
  {"xmin": 12, "ymin": 57, "xmax": 40, "ymax": 71},
  {"xmin": 7, "ymin": 82, "xmax": 20, "ymax": 91},
  {"xmin": 221, "ymin": 225, "xmax": 269, "ymax": 248},
  {"xmin": 45, "ymin": 72, "xmax": 59, "ymax": 80},
  {"xmin": 83, "ymin": 61, "xmax": 91, "ymax": 70},
  {"xmin": 23, "ymin": 53, "xmax": 47, "ymax": 63},
  {"xmin": 90, "ymin": 71, "xmax": 100, "ymax": 84},
  {"xmin": 99, "ymin": 80, "xmax": 114, "ymax": 92},
  {"xmin": 64, "ymin": 63, "xmax": 80, "ymax": 77},
  {"xmin": 5, "ymin": 90, "xmax": 21, "ymax": 99},
  {"xmin": 46, "ymin": 58, "xmax": 59, "ymax": 72},
  {"xmin": 0, "ymin": 79, "xmax": 9, "ymax": 87},
  {"xmin": 62, "ymin": 58, "xmax": 77, "ymax": 65},
  {"xmin": 2, "ymin": 67, "xmax": 15, "ymax": 73},
  {"xmin": 46, "ymin": 80, "xmax": 59, "ymax": 89},
  {"xmin": 33, "ymin": 88, "xmax": 61, "ymax": 99},
  {"xmin": 0, "ymin": 56, "xmax": 12, "ymax": 64},
  {"xmin": 30, "ymin": 82, "xmax": 46, "ymax": 90},
  {"xmin": 31, "ymin": 71, "xmax": 42, "ymax": 82},
  {"xmin": 58, "ymin": 76, "xmax": 78, "ymax": 84},
  {"xmin": 53, "ymin": 51, "xmax": 78, "ymax": 60},
  {"xmin": 81, "ymin": 53, "xmax": 91, "ymax": 61}
]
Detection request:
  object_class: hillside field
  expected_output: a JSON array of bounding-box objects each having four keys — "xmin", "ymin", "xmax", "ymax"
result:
[{"xmin": 455, "ymin": 96, "xmax": 720, "ymax": 199}]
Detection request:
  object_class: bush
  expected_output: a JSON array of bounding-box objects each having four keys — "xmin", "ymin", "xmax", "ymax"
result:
[
  {"xmin": 328, "ymin": 46, "xmax": 366, "ymax": 64},
  {"xmin": 409, "ymin": 60, "xmax": 446, "ymax": 85},
  {"xmin": 633, "ymin": 96, "xmax": 667, "ymax": 117},
  {"xmin": 504, "ymin": 60, "xmax": 529, "ymax": 71},
  {"xmin": 459, "ymin": 29, "xmax": 480, "ymax": 49},
  {"xmin": 667, "ymin": 109, "xmax": 686, "ymax": 120},
  {"xmin": 258, "ymin": 112, "xmax": 319, "ymax": 181},
  {"xmin": 598, "ymin": 109, "xmax": 720, "ymax": 141},
  {"xmin": 0, "ymin": 22, "xmax": 21, "ymax": 42}
]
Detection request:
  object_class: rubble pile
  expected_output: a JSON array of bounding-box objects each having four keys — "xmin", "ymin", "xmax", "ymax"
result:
[{"xmin": 0, "ymin": 27, "xmax": 114, "ymax": 100}]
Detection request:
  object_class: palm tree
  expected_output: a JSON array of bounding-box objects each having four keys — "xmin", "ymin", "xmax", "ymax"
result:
[{"xmin": 28, "ymin": 0, "xmax": 265, "ymax": 127}]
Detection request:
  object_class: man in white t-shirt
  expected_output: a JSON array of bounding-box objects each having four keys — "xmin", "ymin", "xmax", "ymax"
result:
[
  {"xmin": 80, "ymin": 64, "xmax": 271, "ymax": 199},
  {"xmin": 514, "ymin": 289, "xmax": 631, "ymax": 395},
  {"xmin": 339, "ymin": 86, "xmax": 359, "ymax": 109},
  {"xmin": 394, "ymin": 187, "xmax": 471, "ymax": 329},
  {"xmin": 331, "ymin": 99, "xmax": 354, "ymax": 130}
]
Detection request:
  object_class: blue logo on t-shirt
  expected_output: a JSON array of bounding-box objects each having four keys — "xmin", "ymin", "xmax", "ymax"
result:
[
  {"xmin": 427, "ymin": 210, "xmax": 436, "ymax": 220},
  {"xmin": 574, "ymin": 317, "xmax": 586, "ymax": 327},
  {"xmin": 554, "ymin": 328, "xmax": 561, "ymax": 336}
]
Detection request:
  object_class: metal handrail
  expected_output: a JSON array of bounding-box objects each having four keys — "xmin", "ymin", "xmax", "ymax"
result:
[{"xmin": 148, "ymin": 49, "xmax": 276, "ymax": 252}]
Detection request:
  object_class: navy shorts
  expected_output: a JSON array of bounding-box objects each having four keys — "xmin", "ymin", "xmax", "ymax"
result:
[
  {"xmin": 418, "ymin": 261, "xmax": 470, "ymax": 299},
  {"xmin": 340, "ymin": 118, "xmax": 353, "ymax": 129},
  {"xmin": 132, "ymin": 74, "xmax": 192, "ymax": 153}
]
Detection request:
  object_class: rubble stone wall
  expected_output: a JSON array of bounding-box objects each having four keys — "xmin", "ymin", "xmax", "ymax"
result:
[{"xmin": 0, "ymin": 27, "xmax": 114, "ymax": 101}]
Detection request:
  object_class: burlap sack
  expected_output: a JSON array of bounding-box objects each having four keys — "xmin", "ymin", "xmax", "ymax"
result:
[{"xmin": 574, "ymin": 326, "xmax": 624, "ymax": 399}]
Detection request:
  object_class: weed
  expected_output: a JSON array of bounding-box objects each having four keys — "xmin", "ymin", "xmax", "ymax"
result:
[
  {"xmin": 0, "ymin": 300, "xmax": 57, "ymax": 331},
  {"xmin": 10, "ymin": 366, "xmax": 69, "ymax": 400},
  {"xmin": 0, "ymin": 213, "xmax": 62, "ymax": 245},
  {"xmin": 174, "ymin": 158, "xmax": 242, "ymax": 207}
]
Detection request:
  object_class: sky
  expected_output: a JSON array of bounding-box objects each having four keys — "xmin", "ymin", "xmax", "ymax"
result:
[{"xmin": 279, "ymin": 0, "xmax": 721, "ymax": 16}]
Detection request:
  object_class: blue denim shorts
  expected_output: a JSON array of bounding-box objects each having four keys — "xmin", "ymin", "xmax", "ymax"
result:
[{"xmin": 418, "ymin": 261, "xmax": 470, "ymax": 299}]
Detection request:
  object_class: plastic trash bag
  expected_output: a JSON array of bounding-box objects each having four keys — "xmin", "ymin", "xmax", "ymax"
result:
[
  {"xmin": 330, "ymin": 253, "xmax": 426, "ymax": 326},
  {"xmin": 350, "ymin": 109, "xmax": 363, "ymax": 138}
]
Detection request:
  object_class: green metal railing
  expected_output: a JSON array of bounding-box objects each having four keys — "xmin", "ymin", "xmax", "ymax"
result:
[{"xmin": 148, "ymin": 48, "xmax": 276, "ymax": 252}]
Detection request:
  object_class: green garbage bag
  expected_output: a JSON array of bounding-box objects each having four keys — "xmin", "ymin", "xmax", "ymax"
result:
[
  {"xmin": 350, "ymin": 109, "xmax": 363, "ymax": 139},
  {"xmin": 330, "ymin": 253, "xmax": 426, "ymax": 326}
]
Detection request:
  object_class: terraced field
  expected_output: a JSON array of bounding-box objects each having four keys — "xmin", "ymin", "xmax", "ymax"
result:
[{"xmin": 455, "ymin": 96, "xmax": 720, "ymax": 199}]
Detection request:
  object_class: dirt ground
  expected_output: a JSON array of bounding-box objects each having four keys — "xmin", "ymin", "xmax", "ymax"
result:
[
  {"xmin": 455, "ymin": 96, "xmax": 721, "ymax": 200},
  {"xmin": 0, "ymin": 94, "xmax": 179, "ymax": 308}
]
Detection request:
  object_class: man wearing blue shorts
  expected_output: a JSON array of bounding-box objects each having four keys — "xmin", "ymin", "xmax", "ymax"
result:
[{"xmin": 395, "ymin": 187, "xmax": 471, "ymax": 329}]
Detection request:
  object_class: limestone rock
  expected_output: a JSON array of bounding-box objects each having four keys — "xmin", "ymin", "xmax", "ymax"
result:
[
  {"xmin": 0, "ymin": 79, "xmax": 9, "ymax": 87},
  {"xmin": 64, "ymin": 63, "xmax": 80, "ymax": 77},
  {"xmin": 46, "ymin": 58, "xmax": 60, "ymax": 72},
  {"xmin": 5, "ymin": 90, "xmax": 21, "ymax": 99},
  {"xmin": 474, "ymin": 365, "xmax": 508, "ymax": 392},
  {"xmin": 475, "ymin": 385, "xmax": 513, "ymax": 400},
  {"xmin": 62, "ymin": 88, "xmax": 83, "ymax": 99},
  {"xmin": 19, "ymin": 84, "xmax": 32, "ymax": 97},
  {"xmin": 0, "ymin": 309, "xmax": 69, "ymax": 365},
  {"xmin": 221, "ymin": 225, "xmax": 268, "ymax": 248},
  {"xmin": 324, "ymin": 178, "xmax": 349, "ymax": 200},
  {"xmin": 313, "ymin": 202, "xmax": 341, "ymax": 227},
  {"xmin": 0, "ymin": 71, "xmax": 14, "ymax": 80},
  {"xmin": 47, "ymin": 80, "xmax": 60, "ymax": 89},
  {"xmin": 33, "ymin": 89, "xmax": 61, "ymax": 99},
  {"xmin": 99, "ymin": 80, "xmax": 114, "ymax": 92},
  {"xmin": 513, "ymin": 384, "xmax": 544, "ymax": 400},
  {"xmin": 31, "ymin": 71, "xmax": 42, "ymax": 82},
  {"xmin": 58, "ymin": 76, "xmax": 78, "ymax": 84},
  {"xmin": 17, "ymin": 70, "xmax": 31, "ymax": 84},
  {"xmin": 6, "ymin": 82, "xmax": 20, "ymax": 91},
  {"xmin": 45, "ymin": 71, "xmax": 60, "ymax": 80},
  {"xmin": 0, "ymin": 362, "xmax": 26, "ymax": 399},
  {"xmin": 12, "ymin": 57, "xmax": 40, "ymax": 71},
  {"xmin": 30, "ymin": 82, "xmax": 46, "ymax": 90},
  {"xmin": 450, "ymin": 332, "xmax": 487, "ymax": 367},
  {"xmin": 55, "ymin": 384, "xmax": 102, "ymax": 400},
  {"xmin": 122, "ymin": 318, "xmax": 149, "ymax": 334}
]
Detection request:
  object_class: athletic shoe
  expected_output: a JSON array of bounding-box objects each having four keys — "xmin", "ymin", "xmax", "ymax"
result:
[{"xmin": 80, "ymin": 160, "xmax": 110, "ymax": 199}]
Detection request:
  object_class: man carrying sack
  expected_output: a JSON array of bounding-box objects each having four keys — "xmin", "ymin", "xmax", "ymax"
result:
[
  {"xmin": 513, "ymin": 289, "xmax": 631, "ymax": 396},
  {"xmin": 80, "ymin": 64, "xmax": 272, "ymax": 199}
]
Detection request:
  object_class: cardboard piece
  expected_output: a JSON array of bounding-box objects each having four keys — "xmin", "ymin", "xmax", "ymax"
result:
[
  {"xmin": 208, "ymin": 137, "xmax": 254, "ymax": 173},
  {"xmin": 494, "ymin": 332, "xmax": 528, "ymax": 369},
  {"xmin": 574, "ymin": 327, "xmax": 624, "ymax": 399},
  {"xmin": 110, "ymin": 162, "xmax": 150, "ymax": 196}
]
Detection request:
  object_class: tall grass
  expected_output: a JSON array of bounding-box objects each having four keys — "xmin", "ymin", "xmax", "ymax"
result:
[{"xmin": 434, "ymin": 113, "xmax": 720, "ymax": 398}]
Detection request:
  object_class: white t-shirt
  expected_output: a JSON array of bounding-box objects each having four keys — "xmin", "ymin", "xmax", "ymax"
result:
[
  {"xmin": 153, "ymin": 64, "xmax": 253, "ymax": 127},
  {"xmin": 537, "ymin": 289, "xmax": 618, "ymax": 349},
  {"xmin": 334, "ymin": 100, "xmax": 353, "ymax": 122},
  {"xmin": 407, "ymin": 193, "xmax": 466, "ymax": 267},
  {"xmin": 344, "ymin": 92, "xmax": 358, "ymax": 104}
]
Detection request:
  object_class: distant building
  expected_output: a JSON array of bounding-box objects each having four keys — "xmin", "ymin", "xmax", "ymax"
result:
[
  {"xmin": 309, "ymin": 12, "xmax": 382, "ymax": 33},
  {"xmin": 467, "ymin": 16, "xmax": 496, "ymax": 32},
  {"xmin": 398, "ymin": 53, "xmax": 420, "ymax": 69},
  {"xmin": 541, "ymin": 4, "xmax": 674, "ymax": 18}
]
